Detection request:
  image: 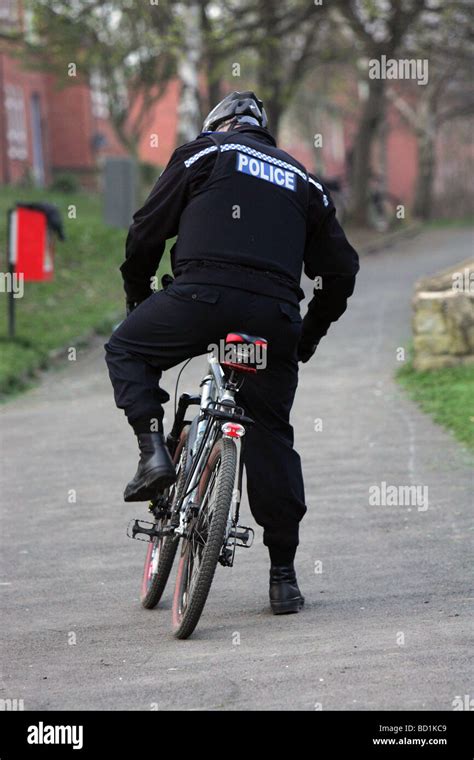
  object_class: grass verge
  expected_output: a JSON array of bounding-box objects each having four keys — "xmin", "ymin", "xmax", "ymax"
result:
[
  {"xmin": 0, "ymin": 186, "xmax": 171, "ymax": 398},
  {"xmin": 397, "ymin": 361, "xmax": 474, "ymax": 451}
]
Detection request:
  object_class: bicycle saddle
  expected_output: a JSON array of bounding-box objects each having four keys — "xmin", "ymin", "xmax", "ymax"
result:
[
  {"xmin": 225, "ymin": 332, "xmax": 267, "ymax": 346},
  {"xmin": 222, "ymin": 332, "xmax": 268, "ymax": 374}
]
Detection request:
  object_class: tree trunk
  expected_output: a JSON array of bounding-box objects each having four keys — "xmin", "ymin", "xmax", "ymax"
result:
[
  {"xmin": 206, "ymin": 74, "xmax": 222, "ymax": 116},
  {"xmin": 176, "ymin": 2, "xmax": 203, "ymax": 145},
  {"xmin": 350, "ymin": 75, "xmax": 386, "ymax": 226},
  {"xmin": 413, "ymin": 103, "xmax": 436, "ymax": 220},
  {"xmin": 199, "ymin": 0, "xmax": 222, "ymax": 116},
  {"xmin": 255, "ymin": 0, "xmax": 284, "ymax": 138},
  {"xmin": 112, "ymin": 116, "xmax": 140, "ymax": 161},
  {"xmin": 263, "ymin": 94, "xmax": 284, "ymax": 138},
  {"xmin": 256, "ymin": 52, "xmax": 284, "ymax": 137}
]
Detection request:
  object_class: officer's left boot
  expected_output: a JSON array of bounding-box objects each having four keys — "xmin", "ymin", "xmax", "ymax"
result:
[
  {"xmin": 124, "ymin": 433, "xmax": 176, "ymax": 502},
  {"xmin": 269, "ymin": 562, "xmax": 305, "ymax": 615}
]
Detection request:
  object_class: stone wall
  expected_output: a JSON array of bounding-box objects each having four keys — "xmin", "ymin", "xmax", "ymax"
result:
[{"xmin": 412, "ymin": 258, "xmax": 474, "ymax": 371}]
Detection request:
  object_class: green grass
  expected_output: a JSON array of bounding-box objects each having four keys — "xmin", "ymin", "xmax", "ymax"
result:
[
  {"xmin": 0, "ymin": 186, "xmax": 171, "ymax": 397},
  {"xmin": 397, "ymin": 361, "xmax": 474, "ymax": 451},
  {"xmin": 423, "ymin": 217, "xmax": 474, "ymax": 229}
]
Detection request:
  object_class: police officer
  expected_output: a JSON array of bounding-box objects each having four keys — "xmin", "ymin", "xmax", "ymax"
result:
[{"xmin": 105, "ymin": 91, "xmax": 359, "ymax": 614}]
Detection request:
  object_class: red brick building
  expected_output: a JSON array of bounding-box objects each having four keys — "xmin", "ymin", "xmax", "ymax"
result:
[
  {"xmin": 0, "ymin": 0, "xmax": 180, "ymax": 188},
  {"xmin": 0, "ymin": 0, "xmax": 120, "ymax": 186},
  {"xmin": 1, "ymin": 0, "xmax": 471, "ymax": 216},
  {"xmin": 0, "ymin": 1, "xmax": 418, "ymax": 206}
]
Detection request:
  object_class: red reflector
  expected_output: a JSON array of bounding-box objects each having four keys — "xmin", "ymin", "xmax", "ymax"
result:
[
  {"xmin": 222, "ymin": 361, "xmax": 257, "ymax": 374},
  {"xmin": 222, "ymin": 422, "xmax": 245, "ymax": 438}
]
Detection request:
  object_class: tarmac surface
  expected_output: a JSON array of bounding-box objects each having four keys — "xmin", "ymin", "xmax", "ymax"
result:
[{"xmin": 1, "ymin": 227, "xmax": 473, "ymax": 710}]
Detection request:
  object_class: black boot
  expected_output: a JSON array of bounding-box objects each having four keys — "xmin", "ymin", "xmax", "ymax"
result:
[
  {"xmin": 124, "ymin": 433, "xmax": 176, "ymax": 502},
  {"xmin": 269, "ymin": 563, "xmax": 304, "ymax": 615}
]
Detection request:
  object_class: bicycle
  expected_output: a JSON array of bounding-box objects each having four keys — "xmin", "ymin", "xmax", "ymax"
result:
[
  {"xmin": 321, "ymin": 173, "xmax": 401, "ymax": 231},
  {"xmin": 127, "ymin": 331, "xmax": 266, "ymax": 639}
]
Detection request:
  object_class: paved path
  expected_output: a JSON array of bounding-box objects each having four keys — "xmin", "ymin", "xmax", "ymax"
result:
[{"xmin": 1, "ymin": 228, "xmax": 473, "ymax": 711}]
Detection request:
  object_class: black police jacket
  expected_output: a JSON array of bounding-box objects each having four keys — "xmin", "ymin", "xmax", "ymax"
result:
[{"xmin": 121, "ymin": 124, "xmax": 359, "ymax": 344}]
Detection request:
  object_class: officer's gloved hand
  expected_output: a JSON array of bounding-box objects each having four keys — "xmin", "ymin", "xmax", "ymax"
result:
[{"xmin": 297, "ymin": 337, "xmax": 320, "ymax": 363}]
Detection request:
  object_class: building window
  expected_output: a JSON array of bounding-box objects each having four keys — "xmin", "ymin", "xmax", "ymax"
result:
[
  {"xmin": 0, "ymin": 0, "xmax": 20, "ymax": 30},
  {"xmin": 90, "ymin": 71, "xmax": 110, "ymax": 120},
  {"xmin": 4, "ymin": 84, "xmax": 28, "ymax": 160}
]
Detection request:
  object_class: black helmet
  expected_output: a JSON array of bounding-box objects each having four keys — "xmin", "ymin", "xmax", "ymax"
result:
[{"xmin": 202, "ymin": 91, "xmax": 268, "ymax": 132}]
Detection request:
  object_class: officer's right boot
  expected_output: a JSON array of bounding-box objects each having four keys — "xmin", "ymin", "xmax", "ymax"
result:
[
  {"xmin": 269, "ymin": 562, "xmax": 305, "ymax": 615},
  {"xmin": 124, "ymin": 433, "xmax": 176, "ymax": 502}
]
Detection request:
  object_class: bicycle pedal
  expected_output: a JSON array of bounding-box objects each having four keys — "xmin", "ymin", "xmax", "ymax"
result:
[
  {"xmin": 127, "ymin": 518, "xmax": 173, "ymax": 543},
  {"xmin": 229, "ymin": 525, "xmax": 254, "ymax": 548},
  {"xmin": 219, "ymin": 546, "xmax": 234, "ymax": 567}
]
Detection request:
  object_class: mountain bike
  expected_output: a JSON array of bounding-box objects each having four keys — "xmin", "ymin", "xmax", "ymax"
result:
[
  {"xmin": 127, "ymin": 332, "xmax": 266, "ymax": 639},
  {"xmin": 322, "ymin": 173, "xmax": 401, "ymax": 231}
]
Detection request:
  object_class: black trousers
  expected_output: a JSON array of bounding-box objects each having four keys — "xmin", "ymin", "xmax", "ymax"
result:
[{"xmin": 104, "ymin": 279, "xmax": 307, "ymax": 552}]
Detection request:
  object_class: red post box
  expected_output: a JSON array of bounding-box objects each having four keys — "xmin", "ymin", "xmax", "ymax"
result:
[
  {"xmin": 8, "ymin": 206, "xmax": 54, "ymax": 282},
  {"xmin": 6, "ymin": 204, "xmax": 62, "ymax": 338}
]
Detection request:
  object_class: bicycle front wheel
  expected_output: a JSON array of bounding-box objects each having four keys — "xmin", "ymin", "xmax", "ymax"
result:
[
  {"xmin": 172, "ymin": 437, "xmax": 237, "ymax": 639},
  {"xmin": 140, "ymin": 425, "xmax": 189, "ymax": 609}
]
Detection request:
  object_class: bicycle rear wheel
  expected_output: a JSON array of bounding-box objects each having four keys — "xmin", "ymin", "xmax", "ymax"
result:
[
  {"xmin": 140, "ymin": 425, "xmax": 189, "ymax": 609},
  {"xmin": 172, "ymin": 437, "xmax": 237, "ymax": 639}
]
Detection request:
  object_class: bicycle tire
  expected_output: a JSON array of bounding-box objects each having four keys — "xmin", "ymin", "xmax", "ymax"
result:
[
  {"xmin": 172, "ymin": 437, "xmax": 237, "ymax": 639},
  {"xmin": 140, "ymin": 425, "xmax": 189, "ymax": 609},
  {"xmin": 368, "ymin": 190, "xmax": 399, "ymax": 231}
]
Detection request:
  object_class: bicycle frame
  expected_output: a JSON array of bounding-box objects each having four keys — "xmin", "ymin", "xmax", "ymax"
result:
[
  {"xmin": 129, "ymin": 350, "xmax": 255, "ymax": 561},
  {"xmin": 170, "ymin": 354, "xmax": 254, "ymax": 562}
]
